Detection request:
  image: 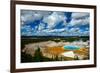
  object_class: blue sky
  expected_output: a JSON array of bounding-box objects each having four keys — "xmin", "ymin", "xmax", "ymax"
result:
[{"xmin": 21, "ymin": 10, "xmax": 90, "ymax": 36}]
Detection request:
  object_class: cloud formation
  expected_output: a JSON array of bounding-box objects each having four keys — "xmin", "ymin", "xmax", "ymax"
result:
[
  {"xmin": 69, "ymin": 12, "xmax": 90, "ymax": 26},
  {"xmin": 21, "ymin": 10, "xmax": 90, "ymax": 36},
  {"xmin": 43, "ymin": 12, "xmax": 67, "ymax": 29}
]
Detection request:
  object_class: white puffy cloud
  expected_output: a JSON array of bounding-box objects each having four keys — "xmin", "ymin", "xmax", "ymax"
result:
[
  {"xmin": 21, "ymin": 25, "xmax": 31, "ymax": 31},
  {"xmin": 43, "ymin": 12, "xmax": 57, "ymax": 29},
  {"xmin": 69, "ymin": 12, "xmax": 90, "ymax": 27},
  {"xmin": 38, "ymin": 23, "xmax": 45, "ymax": 31},
  {"xmin": 72, "ymin": 12, "xmax": 89, "ymax": 19},
  {"xmin": 43, "ymin": 12, "xmax": 67, "ymax": 29},
  {"xmin": 21, "ymin": 10, "xmax": 52, "ymax": 25},
  {"xmin": 31, "ymin": 27, "xmax": 69, "ymax": 36},
  {"xmin": 43, "ymin": 28, "xmax": 66, "ymax": 33},
  {"xmin": 69, "ymin": 28, "xmax": 81, "ymax": 36},
  {"xmin": 70, "ymin": 28, "xmax": 80, "ymax": 32},
  {"xmin": 68, "ymin": 27, "xmax": 89, "ymax": 36},
  {"xmin": 70, "ymin": 17, "xmax": 89, "ymax": 26},
  {"xmin": 21, "ymin": 13, "xmax": 42, "ymax": 25}
]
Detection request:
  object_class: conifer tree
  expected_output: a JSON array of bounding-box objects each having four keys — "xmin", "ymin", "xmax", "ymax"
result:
[{"xmin": 33, "ymin": 47, "xmax": 43, "ymax": 62}]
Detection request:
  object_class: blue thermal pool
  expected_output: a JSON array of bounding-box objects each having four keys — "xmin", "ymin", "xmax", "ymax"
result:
[{"xmin": 63, "ymin": 45, "xmax": 80, "ymax": 50}]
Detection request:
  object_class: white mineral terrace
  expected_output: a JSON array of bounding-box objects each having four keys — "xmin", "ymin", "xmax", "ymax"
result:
[
  {"xmin": 22, "ymin": 40, "xmax": 89, "ymax": 60},
  {"xmin": 61, "ymin": 51, "xmax": 75, "ymax": 58}
]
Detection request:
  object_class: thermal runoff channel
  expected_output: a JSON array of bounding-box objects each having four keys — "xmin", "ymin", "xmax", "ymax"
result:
[{"xmin": 21, "ymin": 10, "xmax": 90, "ymax": 62}]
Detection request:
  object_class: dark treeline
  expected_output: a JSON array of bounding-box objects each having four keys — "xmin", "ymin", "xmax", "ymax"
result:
[{"xmin": 21, "ymin": 36, "xmax": 89, "ymax": 39}]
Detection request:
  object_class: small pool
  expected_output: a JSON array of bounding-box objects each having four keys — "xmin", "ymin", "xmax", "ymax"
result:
[{"xmin": 63, "ymin": 45, "xmax": 80, "ymax": 50}]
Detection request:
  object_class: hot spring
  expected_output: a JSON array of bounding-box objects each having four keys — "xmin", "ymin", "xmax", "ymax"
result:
[{"xmin": 63, "ymin": 45, "xmax": 80, "ymax": 50}]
